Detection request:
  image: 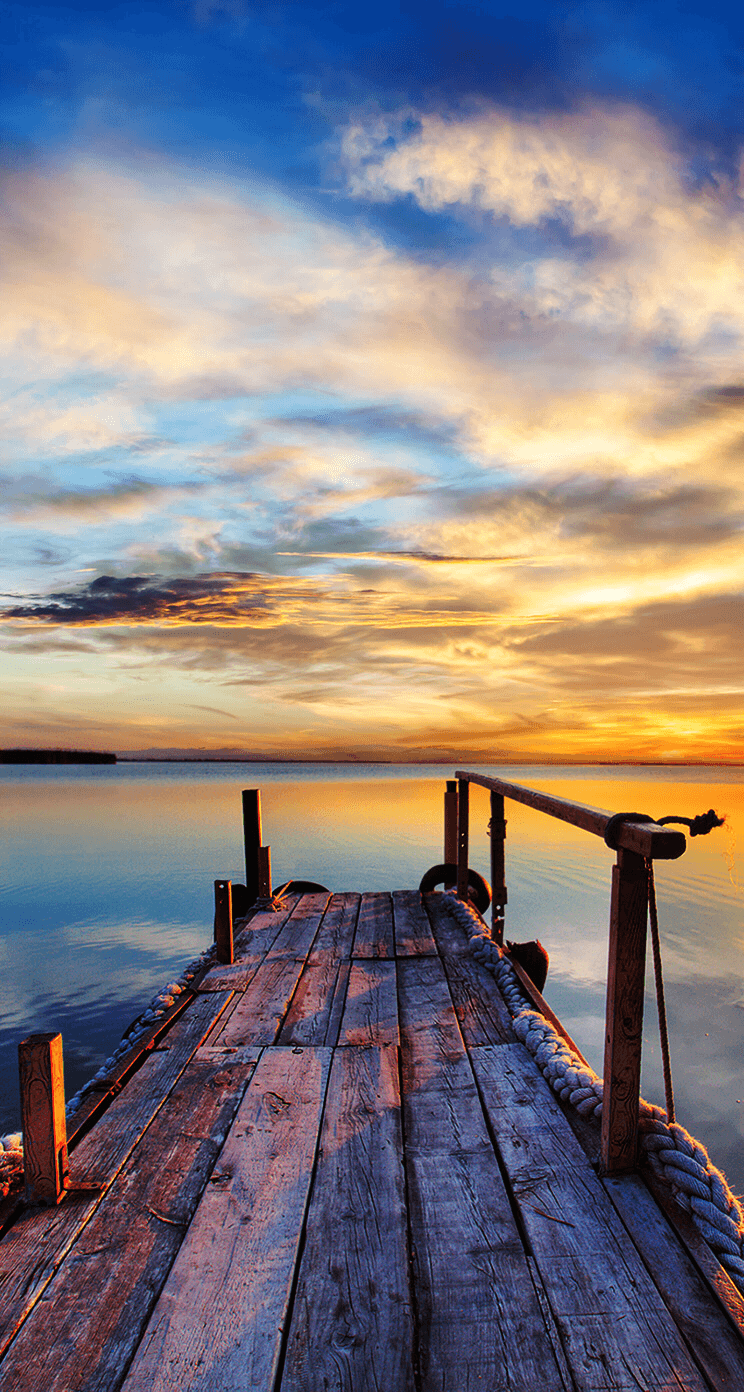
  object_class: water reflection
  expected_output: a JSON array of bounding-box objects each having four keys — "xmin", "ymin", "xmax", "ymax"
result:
[{"xmin": 1, "ymin": 763, "xmax": 742, "ymax": 1190}]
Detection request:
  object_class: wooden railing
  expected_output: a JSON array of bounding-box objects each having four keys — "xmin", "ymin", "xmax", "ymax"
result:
[{"xmin": 450, "ymin": 771, "xmax": 687, "ymax": 1176}]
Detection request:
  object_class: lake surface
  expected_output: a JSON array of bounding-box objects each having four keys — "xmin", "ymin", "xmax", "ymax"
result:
[{"xmin": 1, "ymin": 762, "xmax": 743, "ymax": 1189}]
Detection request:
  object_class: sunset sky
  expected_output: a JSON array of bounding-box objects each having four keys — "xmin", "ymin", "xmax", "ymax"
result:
[{"xmin": 2, "ymin": 0, "xmax": 743, "ymax": 761}]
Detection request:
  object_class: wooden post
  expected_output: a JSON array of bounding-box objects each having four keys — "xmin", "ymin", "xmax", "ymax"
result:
[
  {"xmin": 456, "ymin": 777, "xmax": 469, "ymax": 901},
  {"xmin": 489, "ymin": 790, "xmax": 507, "ymax": 945},
  {"xmin": 214, "ymin": 879, "xmax": 234, "ymax": 964},
  {"xmin": 258, "ymin": 844, "xmax": 272, "ymax": 899},
  {"xmin": 444, "ymin": 780, "xmax": 457, "ymax": 888},
  {"xmin": 18, "ymin": 1032, "xmax": 69, "ymax": 1205},
  {"xmin": 242, "ymin": 789, "xmax": 262, "ymax": 905},
  {"xmin": 444, "ymin": 780, "xmax": 458, "ymax": 863},
  {"xmin": 601, "ymin": 848, "xmax": 649, "ymax": 1173}
]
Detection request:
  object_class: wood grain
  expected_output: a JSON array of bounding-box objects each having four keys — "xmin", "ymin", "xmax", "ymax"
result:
[
  {"xmin": 281, "ymin": 1046, "xmax": 414, "ymax": 1391},
  {"xmin": 266, "ymin": 892, "xmax": 330, "ymax": 960},
  {"xmin": 603, "ymin": 1169, "xmax": 744, "ymax": 1392},
  {"xmin": 200, "ymin": 901, "xmax": 297, "ymax": 991},
  {"xmin": 397, "ymin": 957, "xmax": 566, "ymax": 1391},
  {"xmin": 352, "ymin": 892, "xmax": 394, "ymax": 958},
  {"xmin": 212, "ymin": 956, "xmax": 309, "ymax": 1046},
  {"xmin": 424, "ymin": 894, "xmax": 515, "ymax": 1046},
  {"xmin": 337, "ymin": 959, "xmax": 399, "ymax": 1047},
  {"xmin": 276, "ymin": 961, "xmax": 345, "ymax": 1046},
  {"xmin": 0, "ymin": 992, "xmax": 232, "ymax": 1361},
  {"xmin": 306, "ymin": 892, "xmax": 360, "ymax": 965},
  {"xmin": 601, "ymin": 848, "xmax": 648, "ymax": 1172},
  {"xmin": 18, "ymin": 1033, "xmax": 68, "ymax": 1205},
  {"xmin": 472, "ymin": 1042, "xmax": 710, "ymax": 1392},
  {"xmin": 121, "ymin": 1047, "xmax": 332, "ymax": 1392},
  {"xmin": 0, "ymin": 1045, "xmax": 261, "ymax": 1391},
  {"xmin": 392, "ymin": 890, "xmax": 437, "ymax": 956}
]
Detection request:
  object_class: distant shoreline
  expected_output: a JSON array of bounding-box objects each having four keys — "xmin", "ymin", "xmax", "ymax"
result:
[
  {"xmin": 116, "ymin": 756, "xmax": 743, "ymax": 767},
  {"xmin": 3, "ymin": 751, "xmax": 741, "ymax": 768},
  {"xmin": 0, "ymin": 749, "xmax": 117, "ymax": 764}
]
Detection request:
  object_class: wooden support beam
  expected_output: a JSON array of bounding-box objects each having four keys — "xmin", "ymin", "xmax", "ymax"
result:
[
  {"xmin": 489, "ymin": 790, "xmax": 506, "ymax": 945},
  {"xmin": 258, "ymin": 844, "xmax": 272, "ymax": 899},
  {"xmin": 214, "ymin": 879, "xmax": 234, "ymax": 964},
  {"xmin": 444, "ymin": 780, "xmax": 457, "ymax": 876},
  {"xmin": 18, "ymin": 1032, "xmax": 69, "ymax": 1205},
  {"xmin": 601, "ymin": 848, "xmax": 649, "ymax": 1173},
  {"xmin": 456, "ymin": 777, "xmax": 469, "ymax": 901},
  {"xmin": 455, "ymin": 770, "xmax": 686, "ymax": 860},
  {"xmin": 242, "ymin": 788, "xmax": 262, "ymax": 905}
]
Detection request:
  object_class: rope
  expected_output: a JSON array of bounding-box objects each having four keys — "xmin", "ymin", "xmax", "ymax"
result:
[
  {"xmin": 647, "ymin": 860, "xmax": 675, "ymax": 1123},
  {"xmin": 657, "ymin": 810, "xmax": 726, "ymax": 837},
  {"xmin": 441, "ymin": 892, "xmax": 744, "ymax": 1292}
]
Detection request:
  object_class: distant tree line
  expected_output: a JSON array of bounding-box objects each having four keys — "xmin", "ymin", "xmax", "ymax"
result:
[{"xmin": 0, "ymin": 749, "xmax": 117, "ymax": 764}]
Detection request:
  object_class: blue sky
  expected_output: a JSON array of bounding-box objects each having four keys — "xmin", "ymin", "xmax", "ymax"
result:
[{"xmin": 2, "ymin": 0, "xmax": 743, "ymax": 760}]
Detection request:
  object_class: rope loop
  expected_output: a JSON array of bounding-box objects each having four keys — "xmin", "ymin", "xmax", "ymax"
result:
[{"xmin": 603, "ymin": 812, "xmax": 654, "ymax": 848}]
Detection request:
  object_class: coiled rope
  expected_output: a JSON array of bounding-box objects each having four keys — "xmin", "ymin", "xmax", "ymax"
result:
[{"xmin": 443, "ymin": 891, "xmax": 744, "ymax": 1292}]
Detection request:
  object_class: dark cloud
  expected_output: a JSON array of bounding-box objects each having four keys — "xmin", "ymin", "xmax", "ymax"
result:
[{"xmin": 1, "ymin": 572, "xmax": 297, "ymax": 625}]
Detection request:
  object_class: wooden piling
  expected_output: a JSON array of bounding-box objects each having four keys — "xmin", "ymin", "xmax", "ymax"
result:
[
  {"xmin": 601, "ymin": 848, "xmax": 649, "ymax": 1173},
  {"xmin": 489, "ymin": 791, "xmax": 507, "ymax": 946},
  {"xmin": 214, "ymin": 880, "xmax": 234, "ymax": 964},
  {"xmin": 18, "ymin": 1032, "xmax": 69, "ymax": 1205},
  {"xmin": 444, "ymin": 781, "xmax": 458, "ymax": 873},
  {"xmin": 258, "ymin": 844, "xmax": 272, "ymax": 899},
  {"xmin": 242, "ymin": 789, "xmax": 262, "ymax": 905},
  {"xmin": 456, "ymin": 777, "xmax": 469, "ymax": 901}
]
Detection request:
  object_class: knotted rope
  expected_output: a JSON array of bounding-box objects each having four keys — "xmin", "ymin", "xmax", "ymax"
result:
[{"xmin": 442, "ymin": 892, "xmax": 744, "ymax": 1291}]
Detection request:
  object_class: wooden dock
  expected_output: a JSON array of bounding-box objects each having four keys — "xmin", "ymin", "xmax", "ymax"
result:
[{"xmin": 3, "ymin": 885, "xmax": 744, "ymax": 1390}]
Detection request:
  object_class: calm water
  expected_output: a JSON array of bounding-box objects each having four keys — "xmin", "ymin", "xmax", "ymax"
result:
[{"xmin": 2, "ymin": 762, "xmax": 743, "ymax": 1188}]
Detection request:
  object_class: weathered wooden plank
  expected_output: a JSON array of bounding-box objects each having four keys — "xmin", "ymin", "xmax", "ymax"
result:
[
  {"xmin": 306, "ymin": 892, "xmax": 360, "ymax": 965},
  {"xmin": 266, "ymin": 892, "xmax": 330, "ymax": 959},
  {"xmin": 472, "ymin": 1043, "xmax": 711, "ymax": 1392},
  {"xmin": 352, "ymin": 892, "xmax": 394, "ymax": 958},
  {"xmin": 121, "ymin": 1047, "xmax": 332, "ymax": 1392},
  {"xmin": 643, "ymin": 1165, "xmax": 744, "ymax": 1345},
  {"xmin": 281, "ymin": 1046, "xmax": 414, "ymax": 1391},
  {"xmin": 276, "ymin": 962, "xmax": 344, "ymax": 1046},
  {"xmin": 212, "ymin": 956, "xmax": 309, "ymax": 1046},
  {"xmin": 0, "ymin": 1045, "xmax": 261, "ymax": 1391},
  {"xmin": 425, "ymin": 893, "xmax": 515, "ymax": 1046},
  {"xmin": 65, "ymin": 989, "xmax": 198, "ymax": 1147},
  {"xmin": 397, "ymin": 955, "xmax": 486, "ymax": 1155},
  {"xmin": 397, "ymin": 958, "xmax": 567, "ymax": 1391},
  {"xmin": 323, "ymin": 958, "xmax": 351, "ymax": 1047},
  {"xmin": 392, "ymin": 889, "xmax": 437, "ymax": 955},
  {"xmin": 603, "ymin": 1169, "xmax": 744, "ymax": 1392},
  {"xmin": 0, "ymin": 992, "xmax": 232, "ymax": 1361},
  {"xmin": 276, "ymin": 895, "xmax": 360, "ymax": 1045},
  {"xmin": 337, "ymin": 959, "xmax": 399, "ymax": 1047},
  {"xmin": 200, "ymin": 902, "xmax": 299, "ymax": 991}
]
